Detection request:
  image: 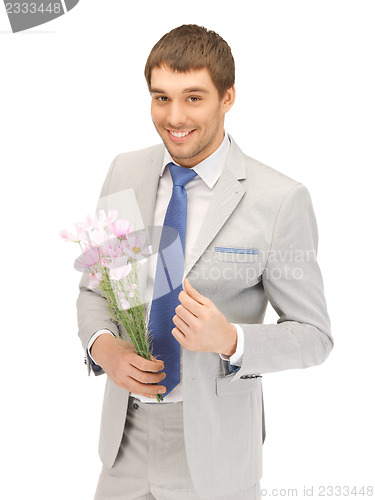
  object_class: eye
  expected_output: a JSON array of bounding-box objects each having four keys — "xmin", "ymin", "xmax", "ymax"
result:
[
  {"xmin": 156, "ymin": 96, "xmax": 169, "ymax": 102},
  {"xmin": 187, "ymin": 96, "xmax": 200, "ymax": 102}
]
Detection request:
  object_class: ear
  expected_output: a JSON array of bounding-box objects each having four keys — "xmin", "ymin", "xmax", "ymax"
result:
[{"xmin": 222, "ymin": 85, "xmax": 235, "ymax": 113}]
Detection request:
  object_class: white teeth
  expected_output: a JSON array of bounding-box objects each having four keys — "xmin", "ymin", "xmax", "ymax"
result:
[{"xmin": 170, "ymin": 130, "xmax": 191, "ymax": 138}]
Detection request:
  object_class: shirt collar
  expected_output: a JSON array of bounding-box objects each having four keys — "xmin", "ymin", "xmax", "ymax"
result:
[{"xmin": 160, "ymin": 132, "xmax": 231, "ymax": 189}]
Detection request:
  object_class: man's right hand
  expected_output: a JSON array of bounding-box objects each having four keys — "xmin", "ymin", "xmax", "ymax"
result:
[{"xmin": 90, "ymin": 334, "xmax": 166, "ymax": 399}]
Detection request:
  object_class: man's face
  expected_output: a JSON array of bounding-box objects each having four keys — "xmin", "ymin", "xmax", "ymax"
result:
[{"xmin": 150, "ymin": 65, "xmax": 235, "ymax": 168}]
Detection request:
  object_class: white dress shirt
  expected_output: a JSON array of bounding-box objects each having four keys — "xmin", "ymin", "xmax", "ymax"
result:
[{"xmin": 88, "ymin": 132, "xmax": 244, "ymax": 402}]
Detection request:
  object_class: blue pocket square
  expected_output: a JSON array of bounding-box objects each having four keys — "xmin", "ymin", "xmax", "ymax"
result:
[{"xmin": 215, "ymin": 247, "xmax": 259, "ymax": 255}]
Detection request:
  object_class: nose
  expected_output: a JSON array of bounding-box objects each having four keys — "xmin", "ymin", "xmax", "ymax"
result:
[{"xmin": 167, "ymin": 101, "xmax": 187, "ymax": 129}]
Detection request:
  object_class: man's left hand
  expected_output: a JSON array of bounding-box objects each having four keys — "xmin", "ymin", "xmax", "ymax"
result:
[{"xmin": 172, "ymin": 278, "xmax": 237, "ymax": 356}]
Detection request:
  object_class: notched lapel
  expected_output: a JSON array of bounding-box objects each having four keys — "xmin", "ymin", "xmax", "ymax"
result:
[{"xmin": 185, "ymin": 140, "xmax": 247, "ymax": 277}]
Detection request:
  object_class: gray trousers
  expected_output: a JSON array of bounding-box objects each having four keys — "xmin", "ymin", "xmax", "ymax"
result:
[{"xmin": 94, "ymin": 396, "xmax": 260, "ymax": 500}]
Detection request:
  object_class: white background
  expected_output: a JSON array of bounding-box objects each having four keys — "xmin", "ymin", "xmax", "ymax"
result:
[{"xmin": 1, "ymin": 1, "xmax": 374, "ymax": 498}]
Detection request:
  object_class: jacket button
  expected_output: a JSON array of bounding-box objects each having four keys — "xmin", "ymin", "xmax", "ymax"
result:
[{"xmin": 132, "ymin": 402, "xmax": 139, "ymax": 410}]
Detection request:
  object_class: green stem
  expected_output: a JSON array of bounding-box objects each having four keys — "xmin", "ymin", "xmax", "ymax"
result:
[{"xmin": 98, "ymin": 264, "xmax": 163, "ymax": 402}]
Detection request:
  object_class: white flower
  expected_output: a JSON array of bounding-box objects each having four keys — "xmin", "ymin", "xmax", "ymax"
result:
[{"xmin": 124, "ymin": 231, "xmax": 152, "ymax": 260}]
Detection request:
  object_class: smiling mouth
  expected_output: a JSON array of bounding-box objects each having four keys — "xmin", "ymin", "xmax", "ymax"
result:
[
  {"xmin": 167, "ymin": 129, "xmax": 195, "ymax": 142},
  {"xmin": 169, "ymin": 130, "xmax": 192, "ymax": 137}
]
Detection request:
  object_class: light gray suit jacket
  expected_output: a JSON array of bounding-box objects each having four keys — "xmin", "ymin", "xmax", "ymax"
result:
[{"xmin": 77, "ymin": 135, "xmax": 333, "ymax": 498}]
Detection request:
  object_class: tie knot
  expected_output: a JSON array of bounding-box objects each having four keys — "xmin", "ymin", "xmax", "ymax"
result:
[{"xmin": 169, "ymin": 162, "xmax": 197, "ymax": 187}]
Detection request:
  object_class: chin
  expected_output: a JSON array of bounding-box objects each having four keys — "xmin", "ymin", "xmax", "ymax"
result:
[{"xmin": 168, "ymin": 146, "xmax": 195, "ymax": 160}]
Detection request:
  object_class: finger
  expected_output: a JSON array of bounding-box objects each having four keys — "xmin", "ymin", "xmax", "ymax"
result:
[
  {"xmin": 184, "ymin": 278, "xmax": 209, "ymax": 305},
  {"xmin": 178, "ymin": 291, "xmax": 201, "ymax": 317},
  {"xmin": 125, "ymin": 377, "xmax": 166, "ymax": 396},
  {"xmin": 127, "ymin": 364, "xmax": 166, "ymax": 385},
  {"xmin": 173, "ymin": 314, "xmax": 191, "ymax": 335},
  {"xmin": 128, "ymin": 352, "xmax": 164, "ymax": 372},
  {"xmin": 172, "ymin": 327, "xmax": 187, "ymax": 347},
  {"xmin": 175, "ymin": 303, "xmax": 198, "ymax": 327}
]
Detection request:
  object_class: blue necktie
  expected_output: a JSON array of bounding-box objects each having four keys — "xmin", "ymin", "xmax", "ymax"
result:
[{"xmin": 149, "ymin": 162, "xmax": 197, "ymax": 396}]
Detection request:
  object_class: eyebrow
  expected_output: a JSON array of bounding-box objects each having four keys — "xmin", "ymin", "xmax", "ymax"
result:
[{"xmin": 150, "ymin": 87, "xmax": 209, "ymax": 94}]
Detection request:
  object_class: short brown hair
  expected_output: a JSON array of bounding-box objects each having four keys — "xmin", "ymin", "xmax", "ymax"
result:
[{"xmin": 144, "ymin": 24, "xmax": 235, "ymax": 99}]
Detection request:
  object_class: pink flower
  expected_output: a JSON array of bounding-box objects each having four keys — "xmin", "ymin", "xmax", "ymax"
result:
[
  {"xmin": 101, "ymin": 238, "xmax": 123, "ymax": 259},
  {"xmin": 89, "ymin": 228, "xmax": 109, "ymax": 247},
  {"xmin": 109, "ymin": 263, "xmax": 132, "ymax": 281},
  {"xmin": 126, "ymin": 283, "xmax": 137, "ymax": 298},
  {"xmin": 74, "ymin": 221, "xmax": 88, "ymax": 236},
  {"xmin": 60, "ymin": 229, "xmax": 81, "ymax": 243},
  {"xmin": 86, "ymin": 210, "xmax": 118, "ymax": 230},
  {"xmin": 100, "ymin": 210, "xmax": 118, "ymax": 228},
  {"xmin": 60, "ymin": 220, "xmax": 90, "ymax": 247},
  {"xmin": 89, "ymin": 271, "xmax": 102, "ymax": 289},
  {"xmin": 118, "ymin": 292, "xmax": 130, "ymax": 310},
  {"xmin": 75, "ymin": 246, "xmax": 100, "ymax": 270},
  {"xmin": 109, "ymin": 219, "xmax": 133, "ymax": 238}
]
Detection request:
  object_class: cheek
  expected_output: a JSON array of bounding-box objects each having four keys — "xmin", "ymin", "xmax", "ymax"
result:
[
  {"xmin": 151, "ymin": 104, "xmax": 164, "ymax": 125},
  {"xmin": 193, "ymin": 106, "xmax": 218, "ymax": 130}
]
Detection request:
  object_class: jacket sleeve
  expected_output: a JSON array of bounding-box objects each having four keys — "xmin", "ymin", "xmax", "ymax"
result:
[{"xmin": 232, "ymin": 183, "xmax": 333, "ymax": 382}]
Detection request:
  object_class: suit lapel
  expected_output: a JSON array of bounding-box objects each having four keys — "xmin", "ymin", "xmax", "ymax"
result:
[
  {"xmin": 134, "ymin": 138, "xmax": 248, "ymax": 278},
  {"xmin": 184, "ymin": 136, "xmax": 247, "ymax": 278}
]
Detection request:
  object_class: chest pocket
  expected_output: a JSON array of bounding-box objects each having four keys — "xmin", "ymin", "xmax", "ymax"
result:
[
  {"xmin": 213, "ymin": 246, "xmax": 259, "ymax": 263},
  {"xmin": 211, "ymin": 247, "xmax": 263, "ymax": 288}
]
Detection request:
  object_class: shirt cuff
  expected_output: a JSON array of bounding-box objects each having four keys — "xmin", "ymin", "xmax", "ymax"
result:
[
  {"xmin": 87, "ymin": 329, "xmax": 115, "ymax": 365},
  {"xmin": 219, "ymin": 324, "xmax": 244, "ymax": 366}
]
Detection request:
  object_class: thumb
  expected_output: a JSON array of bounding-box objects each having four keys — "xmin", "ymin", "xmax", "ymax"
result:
[{"xmin": 184, "ymin": 278, "xmax": 208, "ymax": 305}]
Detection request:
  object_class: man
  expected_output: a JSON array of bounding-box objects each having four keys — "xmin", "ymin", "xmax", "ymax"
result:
[{"xmin": 77, "ymin": 24, "xmax": 333, "ymax": 500}]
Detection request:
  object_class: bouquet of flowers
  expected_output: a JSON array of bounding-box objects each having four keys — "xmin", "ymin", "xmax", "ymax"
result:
[{"xmin": 60, "ymin": 209, "xmax": 163, "ymax": 401}]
